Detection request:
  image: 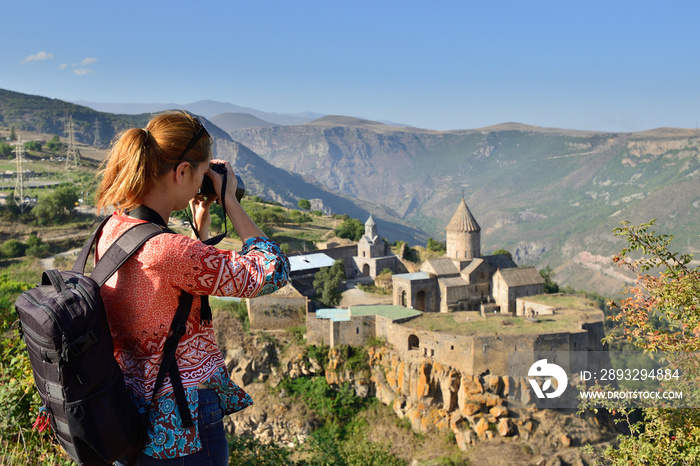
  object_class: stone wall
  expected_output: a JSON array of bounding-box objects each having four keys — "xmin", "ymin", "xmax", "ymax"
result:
[
  {"xmin": 306, "ymin": 311, "xmax": 332, "ymax": 346},
  {"xmin": 331, "ymin": 315, "xmax": 376, "ymax": 347},
  {"xmin": 515, "ymin": 298, "xmax": 555, "ymax": 317}
]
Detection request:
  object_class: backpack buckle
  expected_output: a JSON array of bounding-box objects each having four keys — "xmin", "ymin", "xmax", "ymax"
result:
[{"xmin": 173, "ymin": 323, "xmax": 187, "ymax": 338}]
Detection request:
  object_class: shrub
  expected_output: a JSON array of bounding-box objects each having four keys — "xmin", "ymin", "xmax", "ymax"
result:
[{"xmin": 1, "ymin": 239, "xmax": 26, "ymax": 258}]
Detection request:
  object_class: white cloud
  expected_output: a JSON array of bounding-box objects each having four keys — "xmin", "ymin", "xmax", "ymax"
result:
[
  {"xmin": 59, "ymin": 63, "xmax": 68, "ymax": 70},
  {"xmin": 81, "ymin": 57, "xmax": 98, "ymax": 65},
  {"xmin": 73, "ymin": 68, "xmax": 94, "ymax": 76},
  {"xmin": 22, "ymin": 51, "xmax": 55, "ymax": 63}
]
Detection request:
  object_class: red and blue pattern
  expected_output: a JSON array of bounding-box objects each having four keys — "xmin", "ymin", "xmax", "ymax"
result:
[{"xmin": 97, "ymin": 213, "xmax": 289, "ymax": 459}]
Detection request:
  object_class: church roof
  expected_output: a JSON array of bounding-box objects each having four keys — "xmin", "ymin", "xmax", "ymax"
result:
[
  {"xmin": 422, "ymin": 257, "xmax": 460, "ymax": 276},
  {"xmin": 365, "ymin": 214, "xmax": 376, "ymax": 227},
  {"xmin": 438, "ymin": 276, "xmax": 468, "ymax": 288},
  {"xmin": 447, "ymin": 198, "xmax": 480, "ymax": 232},
  {"xmin": 289, "ymin": 253, "xmax": 336, "ymax": 272},
  {"xmin": 496, "ymin": 267, "xmax": 545, "ymax": 287}
]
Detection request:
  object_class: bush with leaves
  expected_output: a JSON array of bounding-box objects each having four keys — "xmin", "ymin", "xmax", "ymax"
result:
[
  {"xmin": 1, "ymin": 239, "xmax": 26, "ymax": 258},
  {"xmin": 578, "ymin": 220, "xmax": 700, "ymax": 464}
]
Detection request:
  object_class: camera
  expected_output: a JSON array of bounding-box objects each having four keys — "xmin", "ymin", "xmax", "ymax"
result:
[{"xmin": 198, "ymin": 162, "xmax": 245, "ymax": 202}]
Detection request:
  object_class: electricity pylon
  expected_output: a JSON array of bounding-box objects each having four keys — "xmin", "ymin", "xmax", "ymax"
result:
[{"xmin": 13, "ymin": 136, "xmax": 28, "ymax": 213}]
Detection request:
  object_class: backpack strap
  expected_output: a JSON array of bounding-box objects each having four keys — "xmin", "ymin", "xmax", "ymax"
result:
[
  {"xmin": 71, "ymin": 215, "xmax": 170, "ymax": 287},
  {"xmin": 91, "ymin": 222, "xmax": 169, "ymax": 286},
  {"xmin": 76, "ymin": 212, "xmax": 196, "ymax": 429},
  {"xmin": 150, "ymin": 291, "xmax": 195, "ymax": 428}
]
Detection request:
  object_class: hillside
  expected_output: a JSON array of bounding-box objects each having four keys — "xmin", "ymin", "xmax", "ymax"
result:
[
  {"xmin": 229, "ymin": 121, "xmax": 700, "ymax": 297},
  {"xmin": 0, "ymin": 88, "xmax": 427, "ymax": 245},
  {"xmin": 0, "ymin": 89, "xmax": 149, "ymax": 147}
]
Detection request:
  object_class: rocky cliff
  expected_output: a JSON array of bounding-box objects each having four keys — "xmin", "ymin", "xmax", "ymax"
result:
[{"xmin": 215, "ymin": 310, "xmax": 615, "ymax": 464}]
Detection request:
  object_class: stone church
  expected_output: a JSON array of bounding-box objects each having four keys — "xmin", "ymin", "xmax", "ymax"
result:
[
  {"xmin": 349, "ymin": 214, "xmax": 406, "ymax": 279},
  {"xmin": 391, "ymin": 198, "xmax": 545, "ymax": 314}
]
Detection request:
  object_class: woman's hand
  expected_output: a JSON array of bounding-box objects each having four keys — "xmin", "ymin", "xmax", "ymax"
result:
[
  {"xmin": 207, "ymin": 159, "xmax": 265, "ymax": 241},
  {"xmin": 189, "ymin": 196, "xmax": 217, "ymax": 241},
  {"xmin": 208, "ymin": 159, "xmax": 239, "ymax": 204}
]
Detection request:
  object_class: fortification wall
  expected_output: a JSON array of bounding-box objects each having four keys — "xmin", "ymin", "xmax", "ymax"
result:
[
  {"xmin": 331, "ymin": 315, "xmax": 376, "ymax": 347},
  {"xmin": 305, "ymin": 312, "xmax": 332, "ymax": 346}
]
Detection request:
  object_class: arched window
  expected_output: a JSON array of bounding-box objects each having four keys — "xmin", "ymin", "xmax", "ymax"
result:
[{"xmin": 408, "ymin": 334, "xmax": 419, "ymax": 351}]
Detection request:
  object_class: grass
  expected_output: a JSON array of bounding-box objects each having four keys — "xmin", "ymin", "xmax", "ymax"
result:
[{"xmin": 404, "ymin": 301, "xmax": 603, "ymax": 337}]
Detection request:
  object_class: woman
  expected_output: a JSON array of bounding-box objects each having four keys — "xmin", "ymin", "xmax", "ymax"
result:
[{"xmin": 95, "ymin": 111, "xmax": 289, "ymax": 464}]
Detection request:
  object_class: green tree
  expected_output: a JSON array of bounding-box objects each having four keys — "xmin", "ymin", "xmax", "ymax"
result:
[
  {"xmin": 313, "ymin": 259, "xmax": 346, "ymax": 307},
  {"xmin": 32, "ymin": 184, "xmax": 79, "ymax": 225},
  {"xmin": 0, "ymin": 141, "xmax": 12, "ymax": 157},
  {"xmin": 334, "ymin": 218, "xmax": 365, "ymax": 241},
  {"xmin": 298, "ymin": 198, "xmax": 311, "ymax": 210},
  {"xmin": 46, "ymin": 135, "xmax": 62, "ymax": 152},
  {"xmin": 9, "ymin": 126, "xmax": 16, "ymax": 141},
  {"xmin": 539, "ymin": 265, "xmax": 559, "ymax": 293},
  {"xmin": 579, "ymin": 220, "xmax": 700, "ymax": 464},
  {"xmin": 23, "ymin": 141, "xmax": 43, "ymax": 152},
  {"xmin": 426, "ymin": 237, "xmax": 446, "ymax": 252}
]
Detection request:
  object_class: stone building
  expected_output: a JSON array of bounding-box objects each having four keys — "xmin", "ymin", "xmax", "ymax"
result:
[
  {"xmin": 392, "ymin": 198, "xmax": 544, "ymax": 313},
  {"xmin": 349, "ymin": 214, "xmax": 406, "ymax": 279}
]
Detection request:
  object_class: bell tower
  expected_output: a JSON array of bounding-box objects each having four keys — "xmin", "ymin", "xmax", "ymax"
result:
[{"xmin": 446, "ymin": 198, "xmax": 481, "ymax": 262}]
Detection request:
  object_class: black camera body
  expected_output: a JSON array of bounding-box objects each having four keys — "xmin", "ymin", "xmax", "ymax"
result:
[{"xmin": 198, "ymin": 162, "xmax": 245, "ymax": 202}]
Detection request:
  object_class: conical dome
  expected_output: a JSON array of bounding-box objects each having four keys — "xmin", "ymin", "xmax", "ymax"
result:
[
  {"xmin": 364, "ymin": 214, "xmax": 378, "ymax": 239},
  {"xmin": 447, "ymin": 198, "xmax": 480, "ymax": 233}
]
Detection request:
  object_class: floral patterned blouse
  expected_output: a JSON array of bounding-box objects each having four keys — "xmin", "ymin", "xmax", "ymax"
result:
[{"xmin": 96, "ymin": 213, "xmax": 289, "ymax": 459}]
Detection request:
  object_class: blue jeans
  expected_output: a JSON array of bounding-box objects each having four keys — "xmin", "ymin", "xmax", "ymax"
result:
[{"xmin": 116, "ymin": 389, "xmax": 229, "ymax": 465}]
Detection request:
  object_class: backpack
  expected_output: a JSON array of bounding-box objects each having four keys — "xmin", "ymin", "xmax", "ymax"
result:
[{"xmin": 14, "ymin": 215, "xmax": 195, "ymax": 465}]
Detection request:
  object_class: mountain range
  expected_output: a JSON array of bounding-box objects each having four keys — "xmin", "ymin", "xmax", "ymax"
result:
[{"xmin": 2, "ymin": 87, "xmax": 699, "ymax": 297}]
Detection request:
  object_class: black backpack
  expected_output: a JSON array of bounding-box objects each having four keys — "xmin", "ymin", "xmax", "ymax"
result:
[{"xmin": 14, "ymin": 214, "xmax": 195, "ymax": 465}]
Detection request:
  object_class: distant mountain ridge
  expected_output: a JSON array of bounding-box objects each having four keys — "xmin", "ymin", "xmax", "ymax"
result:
[
  {"xmin": 228, "ymin": 118, "xmax": 700, "ymax": 298},
  {"xmin": 72, "ymin": 99, "xmax": 323, "ymax": 126},
  {"xmin": 3, "ymin": 87, "xmax": 700, "ymax": 298}
]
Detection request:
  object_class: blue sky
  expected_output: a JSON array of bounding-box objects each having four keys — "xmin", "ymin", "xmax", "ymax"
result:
[{"xmin": 3, "ymin": 1, "xmax": 700, "ymax": 132}]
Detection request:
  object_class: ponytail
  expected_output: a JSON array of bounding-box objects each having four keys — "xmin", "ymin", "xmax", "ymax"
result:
[{"xmin": 95, "ymin": 111, "xmax": 212, "ymax": 214}]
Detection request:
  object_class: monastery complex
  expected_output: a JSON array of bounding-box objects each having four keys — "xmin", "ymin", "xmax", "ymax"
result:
[{"xmin": 246, "ymin": 199, "xmax": 606, "ymax": 378}]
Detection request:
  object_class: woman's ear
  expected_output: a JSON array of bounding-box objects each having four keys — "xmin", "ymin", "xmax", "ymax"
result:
[{"xmin": 173, "ymin": 161, "xmax": 191, "ymax": 184}]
